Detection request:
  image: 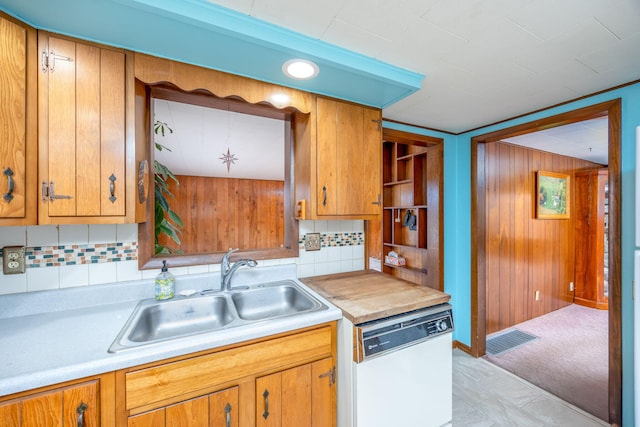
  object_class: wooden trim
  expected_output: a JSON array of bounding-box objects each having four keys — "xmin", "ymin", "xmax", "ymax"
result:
[
  {"xmin": 151, "ymin": 84, "xmax": 291, "ymax": 120},
  {"xmin": 137, "ymin": 84, "xmax": 299, "ymax": 270},
  {"xmin": 470, "ymin": 141, "xmax": 486, "ymax": 357},
  {"xmin": 470, "ymin": 99, "xmax": 622, "ymax": 425},
  {"xmin": 382, "ymin": 128, "xmax": 444, "ymax": 146},
  {"xmin": 134, "ymin": 52, "xmax": 312, "ymax": 114},
  {"xmin": 607, "ymin": 100, "xmax": 622, "ymax": 426},
  {"xmin": 453, "ymin": 340, "xmax": 472, "ymax": 355}
]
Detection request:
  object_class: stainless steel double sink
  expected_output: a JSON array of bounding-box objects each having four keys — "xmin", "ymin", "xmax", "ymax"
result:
[{"xmin": 108, "ymin": 280, "xmax": 327, "ymax": 353}]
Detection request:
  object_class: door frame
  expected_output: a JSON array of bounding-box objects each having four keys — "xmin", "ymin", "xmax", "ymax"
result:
[{"xmin": 470, "ymin": 99, "xmax": 622, "ymax": 425}]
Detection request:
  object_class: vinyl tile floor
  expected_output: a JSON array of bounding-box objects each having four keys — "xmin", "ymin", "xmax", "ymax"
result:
[{"xmin": 452, "ymin": 349, "xmax": 609, "ymax": 426}]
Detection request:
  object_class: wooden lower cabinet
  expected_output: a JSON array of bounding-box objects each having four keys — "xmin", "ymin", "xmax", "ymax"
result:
[
  {"xmin": 120, "ymin": 323, "xmax": 336, "ymax": 427},
  {"xmin": 0, "ymin": 325, "xmax": 335, "ymax": 427},
  {"xmin": 0, "ymin": 374, "xmax": 114, "ymax": 427},
  {"xmin": 128, "ymin": 387, "xmax": 239, "ymax": 427},
  {"xmin": 256, "ymin": 357, "xmax": 334, "ymax": 427}
]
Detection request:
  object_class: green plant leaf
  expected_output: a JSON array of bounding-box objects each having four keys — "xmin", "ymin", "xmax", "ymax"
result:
[
  {"xmin": 153, "ymin": 118, "xmax": 183, "ymax": 255},
  {"xmin": 167, "ymin": 210, "xmax": 184, "ymax": 227}
]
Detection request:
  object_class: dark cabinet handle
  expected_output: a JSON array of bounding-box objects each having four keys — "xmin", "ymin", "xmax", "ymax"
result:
[
  {"xmin": 262, "ymin": 389, "xmax": 270, "ymax": 420},
  {"xmin": 322, "ymin": 186, "xmax": 327, "ymax": 207},
  {"xmin": 224, "ymin": 402, "xmax": 232, "ymax": 427},
  {"xmin": 3, "ymin": 168, "xmax": 14, "ymax": 203},
  {"xmin": 76, "ymin": 402, "xmax": 88, "ymax": 427},
  {"xmin": 109, "ymin": 173, "xmax": 117, "ymax": 203}
]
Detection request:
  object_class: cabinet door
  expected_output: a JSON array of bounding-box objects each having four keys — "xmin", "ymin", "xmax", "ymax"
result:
[
  {"xmin": 8, "ymin": 380, "xmax": 99, "ymax": 427},
  {"xmin": 0, "ymin": 14, "xmax": 37, "ymax": 225},
  {"xmin": 256, "ymin": 372, "xmax": 282, "ymax": 427},
  {"xmin": 62, "ymin": 381, "xmax": 99, "ymax": 427},
  {"xmin": 128, "ymin": 408, "xmax": 164, "ymax": 427},
  {"xmin": 0, "ymin": 400, "xmax": 21, "ymax": 426},
  {"xmin": 316, "ymin": 98, "xmax": 381, "ymax": 217},
  {"xmin": 22, "ymin": 392, "xmax": 62, "ymax": 427},
  {"xmin": 256, "ymin": 358, "xmax": 335, "ymax": 427},
  {"xmin": 39, "ymin": 34, "xmax": 126, "ymax": 220},
  {"xmin": 311, "ymin": 357, "xmax": 335, "ymax": 427},
  {"xmin": 282, "ymin": 364, "xmax": 312, "ymax": 427},
  {"xmin": 127, "ymin": 386, "xmax": 239, "ymax": 427},
  {"xmin": 210, "ymin": 386, "xmax": 239, "ymax": 427},
  {"xmin": 316, "ymin": 97, "xmax": 338, "ymax": 216},
  {"xmin": 166, "ymin": 396, "xmax": 208, "ymax": 427}
]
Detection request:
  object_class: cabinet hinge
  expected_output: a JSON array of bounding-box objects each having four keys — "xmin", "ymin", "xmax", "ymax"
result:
[
  {"xmin": 41, "ymin": 49, "xmax": 73, "ymax": 73},
  {"xmin": 41, "ymin": 49, "xmax": 49, "ymax": 73},
  {"xmin": 42, "ymin": 181, "xmax": 49, "ymax": 203},
  {"xmin": 318, "ymin": 366, "xmax": 336, "ymax": 386}
]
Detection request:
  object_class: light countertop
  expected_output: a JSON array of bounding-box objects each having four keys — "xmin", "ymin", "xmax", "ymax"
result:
[{"xmin": 0, "ymin": 264, "xmax": 341, "ymax": 397}]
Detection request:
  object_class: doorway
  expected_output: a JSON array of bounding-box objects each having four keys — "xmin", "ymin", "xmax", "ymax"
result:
[{"xmin": 470, "ymin": 99, "xmax": 621, "ymax": 425}]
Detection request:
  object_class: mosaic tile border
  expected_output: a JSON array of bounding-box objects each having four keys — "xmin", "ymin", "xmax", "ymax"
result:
[
  {"xmin": 0, "ymin": 242, "xmax": 138, "ymax": 268},
  {"xmin": 298, "ymin": 232, "xmax": 364, "ymax": 249}
]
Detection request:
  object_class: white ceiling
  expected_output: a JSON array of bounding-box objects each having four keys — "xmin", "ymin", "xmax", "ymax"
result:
[
  {"xmin": 204, "ymin": 0, "xmax": 639, "ymax": 162},
  {"xmin": 503, "ymin": 116, "xmax": 608, "ymax": 164},
  {"xmin": 154, "ymin": 99, "xmax": 285, "ymax": 180},
  {"xmin": 204, "ymin": 0, "xmax": 639, "ymax": 133}
]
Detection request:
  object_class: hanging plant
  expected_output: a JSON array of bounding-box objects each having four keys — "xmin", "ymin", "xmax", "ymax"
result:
[{"xmin": 154, "ymin": 119, "xmax": 183, "ymax": 254}]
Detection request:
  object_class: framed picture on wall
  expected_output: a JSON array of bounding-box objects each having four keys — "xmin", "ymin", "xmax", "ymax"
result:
[{"xmin": 536, "ymin": 170, "xmax": 570, "ymax": 219}]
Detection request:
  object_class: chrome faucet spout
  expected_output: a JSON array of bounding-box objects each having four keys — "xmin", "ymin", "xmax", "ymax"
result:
[{"xmin": 220, "ymin": 249, "xmax": 257, "ymax": 291}]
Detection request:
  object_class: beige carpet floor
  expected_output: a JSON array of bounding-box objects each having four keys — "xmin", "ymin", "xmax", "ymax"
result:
[{"xmin": 484, "ymin": 304, "xmax": 608, "ymax": 422}]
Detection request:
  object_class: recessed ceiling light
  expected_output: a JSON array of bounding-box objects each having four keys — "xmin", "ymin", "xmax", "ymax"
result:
[{"xmin": 282, "ymin": 59, "xmax": 319, "ymax": 80}]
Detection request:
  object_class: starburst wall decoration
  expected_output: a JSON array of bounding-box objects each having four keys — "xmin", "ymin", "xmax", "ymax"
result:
[{"xmin": 219, "ymin": 148, "xmax": 238, "ymax": 173}]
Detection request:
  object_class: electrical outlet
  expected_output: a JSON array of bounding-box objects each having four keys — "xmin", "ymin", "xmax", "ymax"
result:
[
  {"xmin": 304, "ymin": 233, "xmax": 321, "ymax": 251},
  {"xmin": 570, "ymin": 281, "xmax": 575, "ymax": 291},
  {"xmin": 534, "ymin": 290, "xmax": 540, "ymax": 301},
  {"xmin": 3, "ymin": 246, "xmax": 25, "ymax": 275}
]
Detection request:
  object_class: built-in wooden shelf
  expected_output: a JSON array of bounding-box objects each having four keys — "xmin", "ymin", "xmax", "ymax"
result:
[
  {"xmin": 380, "ymin": 133, "xmax": 443, "ymax": 290},
  {"xmin": 383, "ymin": 179, "xmax": 412, "ymax": 187},
  {"xmin": 383, "ymin": 263, "xmax": 429, "ymax": 274}
]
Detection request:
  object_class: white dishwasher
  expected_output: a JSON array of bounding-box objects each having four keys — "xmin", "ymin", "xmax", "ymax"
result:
[{"xmin": 337, "ymin": 303, "xmax": 453, "ymax": 427}]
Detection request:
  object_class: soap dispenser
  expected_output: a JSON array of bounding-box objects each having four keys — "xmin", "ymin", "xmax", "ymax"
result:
[{"xmin": 155, "ymin": 260, "xmax": 175, "ymax": 300}]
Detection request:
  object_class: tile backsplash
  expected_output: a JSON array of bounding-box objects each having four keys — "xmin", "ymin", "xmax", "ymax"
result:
[{"xmin": 0, "ymin": 220, "xmax": 365, "ymax": 295}]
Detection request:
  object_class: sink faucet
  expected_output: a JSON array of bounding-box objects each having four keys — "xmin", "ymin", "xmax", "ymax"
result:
[{"xmin": 221, "ymin": 248, "xmax": 257, "ymax": 291}]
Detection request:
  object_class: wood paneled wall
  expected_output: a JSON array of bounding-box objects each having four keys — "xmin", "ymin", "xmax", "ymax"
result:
[
  {"xmin": 159, "ymin": 175, "xmax": 284, "ymax": 253},
  {"xmin": 485, "ymin": 142, "xmax": 600, "ymax": 334}
]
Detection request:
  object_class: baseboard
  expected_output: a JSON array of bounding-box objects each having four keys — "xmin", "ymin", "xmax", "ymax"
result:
[{"xmin": 453, "ymin": 340, "xmax": 472, "ymax": 355}]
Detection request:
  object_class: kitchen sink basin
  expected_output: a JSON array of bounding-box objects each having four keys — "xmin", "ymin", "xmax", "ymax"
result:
[
  {"xmin": 109, "ymin": 280, "xmax": 328, "ymax": 353},
  {"xmin": 230, "ymin": 282, "xmax": 322, "ymax": 321},
  {"xmin": 128, "ymin": 295, "xmax": 234, "ymax": 343},
  {"xmin": 109, "ymin": 295, "xmax": 235, "ymax": 352}
]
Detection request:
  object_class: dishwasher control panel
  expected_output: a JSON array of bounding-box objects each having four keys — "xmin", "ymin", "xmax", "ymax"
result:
[{"xmin": 354, "ymin": 303, "xmax": 454, "ymax": 362}]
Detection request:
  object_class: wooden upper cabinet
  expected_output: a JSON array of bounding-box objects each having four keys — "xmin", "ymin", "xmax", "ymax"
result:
[
  {"xmin": 316, "ymin": 98, "xmax": 381, "ymax": 218},
  {"xmin": 0, "ymin": 13, "xmax": 37, "ymax": 225},
  {"xmin": 38, "ymin": 33, "xmax": 136, "ymax": 224},
  {"xmin": 295, "ymin": 97, "xmax": 382, "ymax": 220}
]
